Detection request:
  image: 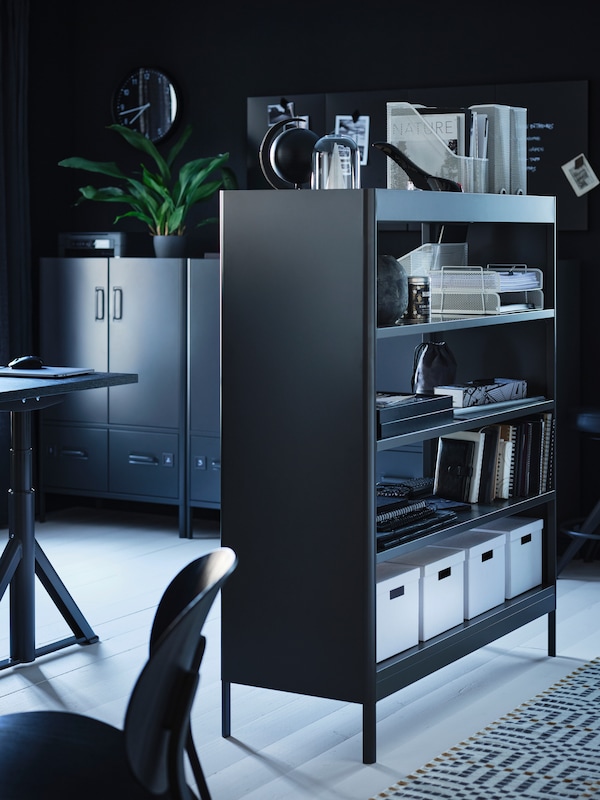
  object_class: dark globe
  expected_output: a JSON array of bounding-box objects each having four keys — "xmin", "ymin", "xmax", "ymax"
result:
[
  {"xmin": 377, "ymin": 254, "xmax": 409, "ymax": 326},
  {"xmin": 271, "ymin": 127, "xmax": 319, "ymax": 186}
]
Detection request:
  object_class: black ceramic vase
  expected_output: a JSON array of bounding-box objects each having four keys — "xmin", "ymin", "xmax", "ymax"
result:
[{"xmin": 377, "ymin": 254, "xmax": 409, "ymax": 326}]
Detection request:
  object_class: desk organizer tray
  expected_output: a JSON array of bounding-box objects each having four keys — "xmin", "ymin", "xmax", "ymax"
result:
[
  {"xmin": 397, "ymin": 242, "xmax": 468, "ymax": 276},
  {"xmin": 385, "ymin": 102, "xmax": 489, "ymax": 193},
  {"xmin": 430, "ymin": 266, "xmax": 543, "ymax": 314}
]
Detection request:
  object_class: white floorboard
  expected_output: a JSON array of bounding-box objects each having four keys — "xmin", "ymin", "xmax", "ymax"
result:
[{"xmin": 1, "ymin": 505, "xmax": 598, "ymax": 800}]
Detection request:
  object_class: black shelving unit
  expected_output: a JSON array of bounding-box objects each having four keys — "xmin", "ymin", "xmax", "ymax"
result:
[{"xmin": 220, "ymin": 188, "xmax": 556, "ymax": 763}]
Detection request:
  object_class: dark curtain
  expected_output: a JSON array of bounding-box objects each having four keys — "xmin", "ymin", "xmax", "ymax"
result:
[{"xmin": 0, "ymin": 0, "xmax": 31, "ymax": 525}]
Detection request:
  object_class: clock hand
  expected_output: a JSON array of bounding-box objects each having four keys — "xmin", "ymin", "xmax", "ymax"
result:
[{"xmin": 118, "ymin": 102, "xmax": 151, "ymax": 124}]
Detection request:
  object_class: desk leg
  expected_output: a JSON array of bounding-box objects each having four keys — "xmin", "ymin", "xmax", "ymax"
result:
[
  {"xmin": 0, "ymin": 409, "xmax": 97, "ymax": 669},
  {"xmin": 35, "ymin": 542, "xmax": 97, "ymax": 644},
  {"xmin": 8, "ymin": 409, "xmax": 37, "ymax": 663}
]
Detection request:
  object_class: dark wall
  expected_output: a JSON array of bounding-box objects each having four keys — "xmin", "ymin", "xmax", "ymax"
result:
[{"xmin": 28, "ymin": 2, "xmax": 599, "ymax": 511}]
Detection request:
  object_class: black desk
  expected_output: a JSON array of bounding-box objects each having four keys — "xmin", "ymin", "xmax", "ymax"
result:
[{"xmin": 0, "ymin": 372, "xmax": 137, "ymax": 669}]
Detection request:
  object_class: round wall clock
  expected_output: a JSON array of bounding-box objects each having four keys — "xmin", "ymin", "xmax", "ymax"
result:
[{"xmin": 112, "ymin": 67, "xmax": 179, "ymax": 143}]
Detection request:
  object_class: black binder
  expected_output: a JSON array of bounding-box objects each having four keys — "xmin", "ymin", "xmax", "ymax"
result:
[{"xmin": 433, "ymin": 437, "xmax": 475, "ymax": 503}]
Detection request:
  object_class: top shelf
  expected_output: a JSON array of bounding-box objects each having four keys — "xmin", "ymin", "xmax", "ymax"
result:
[{"xmin": 372, "ymin": 189, "xmax": 556, "ymax": 226}]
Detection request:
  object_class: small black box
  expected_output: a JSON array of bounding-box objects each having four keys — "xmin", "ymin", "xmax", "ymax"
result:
[{"xmin": 58, "ymin": 231, "xmax": 129, "ymax": 257}]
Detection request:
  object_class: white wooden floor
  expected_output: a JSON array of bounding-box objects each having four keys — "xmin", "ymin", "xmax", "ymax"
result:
[{"xmin": 1, "ymin": 505, "xmax": 599, "ymax": 800}]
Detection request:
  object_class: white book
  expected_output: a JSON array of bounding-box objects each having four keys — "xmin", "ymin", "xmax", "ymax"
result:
[{"xmin": 495, "ymin": 438, "xmax": 513, "ymax": 500}]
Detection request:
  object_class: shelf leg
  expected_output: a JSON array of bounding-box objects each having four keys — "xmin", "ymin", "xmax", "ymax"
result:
[
  {"xmin": 362, "ymin": 702, "xmax": 376, "ymax": 764},
  {"xmin": 548, "ymin": 609, "xmax": 556, "ymax": 656},
  {"xmin": 222, "ymin": 680, "xmax": 231, "ymax": 738}
]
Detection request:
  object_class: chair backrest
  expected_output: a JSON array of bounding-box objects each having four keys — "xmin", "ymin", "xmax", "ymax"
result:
[{"xmin": 124, "ymin": 547, "xmax": 237, "ymax": 798}]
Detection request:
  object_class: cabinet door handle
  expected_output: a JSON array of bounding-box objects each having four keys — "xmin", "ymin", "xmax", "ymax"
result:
[
  {"xmin": 113, "ymin": 287, "xmax": 123, "ymax": 320},
  {"xmin": 128, "ymin": 453, "xmax": 159, "ymax": 466},
  {"xmin": 95, "ymin": 287, "xmax": 105, "ymax": 320}
]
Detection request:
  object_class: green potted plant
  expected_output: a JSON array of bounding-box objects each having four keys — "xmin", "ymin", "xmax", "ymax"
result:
[{"xmin": 59, "ymin": 124, "xmax": 237, "ymax": 257}]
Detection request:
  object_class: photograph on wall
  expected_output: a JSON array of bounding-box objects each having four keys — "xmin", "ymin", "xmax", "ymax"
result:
[
  {"xmin": 267, "ymin": 100, "xmax": 296, "ymax": 126},
  {"xmin": 561, "ymin": 153, "xmax": 599, "ymax": 197},
  {"xmin": 267, "ymin": 101, "xmax": 310, "ymax": 131},
  {"xmin": 335, "ymin": 115, "xmax": 370, "ymax": 165}
]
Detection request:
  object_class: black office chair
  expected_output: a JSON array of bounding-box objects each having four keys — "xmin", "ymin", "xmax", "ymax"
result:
[
  {"xmin": 0, "ymin": 546, "xmax": 237, "ymax": 800},
  {"xmin": 558, "ymin": 408, "xmax": 600, "ymax": 574}
]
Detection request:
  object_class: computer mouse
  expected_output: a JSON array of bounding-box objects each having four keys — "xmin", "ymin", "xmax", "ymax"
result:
[{"xmin": 8, "ymin": 355, "xmax": 44, "ymax": 370}]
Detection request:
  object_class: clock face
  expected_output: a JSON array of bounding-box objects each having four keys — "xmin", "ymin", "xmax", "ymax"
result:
[{"xmin": 112, "ymin": 67, "xmax": 179, "ymax": 143}]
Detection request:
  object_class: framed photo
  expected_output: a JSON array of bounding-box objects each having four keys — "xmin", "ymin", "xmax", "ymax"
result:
[
  {"xmin": 335, "ymin": 115, "xmax": 370, "ymax": 165},
  {"xmin": 267, "ymin": 101, "xmax": 296, "ymax": 127},
  {"xmin": 561, "ymin": 153, "xmax": 599, "ymax": 197}
]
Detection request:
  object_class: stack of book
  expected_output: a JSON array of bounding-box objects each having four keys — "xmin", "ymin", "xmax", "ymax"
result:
[
  {"xmin": 376, "ymin": 392, "xmax": 453, "ymax": 438},
  {"xmin": 433, "ymin": 411, "xmax": 554, "ymax": 504}
]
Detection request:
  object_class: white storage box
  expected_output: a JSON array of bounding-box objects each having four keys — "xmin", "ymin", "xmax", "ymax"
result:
[
  {"xmin": 376, "ymin": 562, "xmax": 420, "ymax": 661},
  {"xmin": 439, "ymin": 530, "xmax": 506, "ymax": 618},
  {"xmin": 472, "ymin": 516, "xmax": 543, "ymax": 598},
  {"xmin": 392, "ymin": 546, "xmax": 465, "ymax": 640}
]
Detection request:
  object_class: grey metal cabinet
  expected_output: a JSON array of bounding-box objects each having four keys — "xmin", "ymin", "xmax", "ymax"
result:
[
  {"xmin": 219, "ymin": 189, "xmax": 557, "ymax": 764},
  {"xmin": 188, "ymin": 258, "xmax": 221, "ymax": 508},
  {"xmin": 39, "ymin": 256, "xmax": 187, "ymax": 529}
]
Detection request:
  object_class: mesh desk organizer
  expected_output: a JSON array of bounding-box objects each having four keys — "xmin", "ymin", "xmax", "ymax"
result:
[{"xmin": 429, "ymin": 264, "xmax": 544, "ymax": 315}]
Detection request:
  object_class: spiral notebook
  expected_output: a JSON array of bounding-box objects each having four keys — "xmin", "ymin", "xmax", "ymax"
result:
[{"xmin": 376, "ymin": 498, "xmax": 457, "ymax": 551}]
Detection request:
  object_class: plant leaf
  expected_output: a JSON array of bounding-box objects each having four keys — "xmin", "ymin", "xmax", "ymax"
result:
[
  {"xmin": 59, "ymin": 126, "xmax": 237, "ymax": 235},
  {"xmin": 59, "ymin": 157, "xmax": 127, "ymax": 181},
  {"xmin": 107, "ymin": 124, "xmax": 171, "ymax": 184},
  {"xmin": 165, "ymin": 124, "xmax": 193, "ymax": 169}
]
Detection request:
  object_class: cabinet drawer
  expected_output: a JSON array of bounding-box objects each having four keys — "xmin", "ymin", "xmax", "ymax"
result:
[
  {"xmin": 109, "ymin": 430, "xmax": 179, "ymax": 499},
  {"xmin": 41, "ymin": 425, "xmax": 108, "ymax": 491},
  {"xmin": 189, "ymin": 435, "xmax": 221, "ymax": 504}
]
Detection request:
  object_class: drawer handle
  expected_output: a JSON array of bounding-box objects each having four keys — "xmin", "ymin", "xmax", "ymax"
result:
[
  {"xmin": 128, "ymin": 454, "xmax": 159, "ymax": 466},
  {"xmin": 438, "ymin": 566, "xmax": 452, "ymax": 580},
  {"xmin": 60, "ymin": 448, "xmax": 88, "ymax": 460}
]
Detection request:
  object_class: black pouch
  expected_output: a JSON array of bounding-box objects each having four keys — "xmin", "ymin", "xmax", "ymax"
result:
[{"xmin": 411, "ymin": 341, "xmax": 457, "ymax": 395}]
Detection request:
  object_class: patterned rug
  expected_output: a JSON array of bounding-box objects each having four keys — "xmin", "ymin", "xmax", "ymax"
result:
[{"xmin": 370, "ymin": 658, "xmax": 600, "ymax": 799}]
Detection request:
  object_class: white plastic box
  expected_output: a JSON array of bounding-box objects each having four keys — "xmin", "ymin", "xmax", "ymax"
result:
[
  {"xmin": 392, "ymin": 546, "xmax": 465, "ymax": 640},
  {"xmin": 472, "ymin": 516, "xmax": 543, "ymax": 598},
  {"xmin": 376, "ymin": 562, "xmax": 420, "ymax": 661},
  {"xmin": 439, "ymin": 530, "xmax": 506, "ymax": 618}
]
